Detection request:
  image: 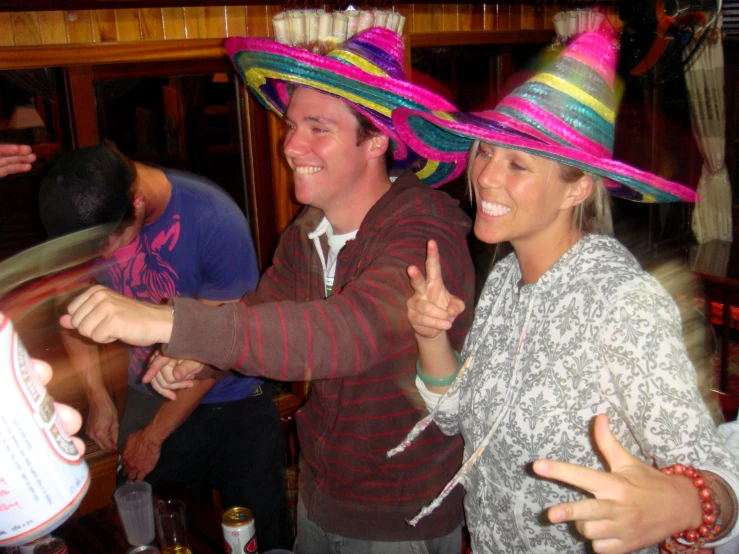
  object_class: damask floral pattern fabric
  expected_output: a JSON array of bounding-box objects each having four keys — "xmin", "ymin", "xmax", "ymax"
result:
[{"xmin": 430, "ymin": 233, "xmax": 739, "ymax": 553}]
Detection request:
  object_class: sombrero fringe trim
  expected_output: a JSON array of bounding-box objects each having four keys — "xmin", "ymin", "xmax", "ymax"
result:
[{"xmin": 272, "ymin": 7, "xmax": 406, "ymax": 55}]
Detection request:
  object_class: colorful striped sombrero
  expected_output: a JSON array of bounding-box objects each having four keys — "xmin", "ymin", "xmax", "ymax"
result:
[
  {"xmin": 226, "ymin": 27, "xmax": 464, "ymax": 187},
  {"xmin": 391, "ymin": 30, "xmax": 697, "ymax": 202}
]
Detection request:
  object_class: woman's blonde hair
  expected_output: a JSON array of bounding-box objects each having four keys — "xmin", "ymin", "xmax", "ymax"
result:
[
  {"xmin": 466, "ymin": 140, "xmax": 614, "ymax": 236},
  {"xmin": 559, "ymin": 164, "xmax": 613, "ymax": 236}
]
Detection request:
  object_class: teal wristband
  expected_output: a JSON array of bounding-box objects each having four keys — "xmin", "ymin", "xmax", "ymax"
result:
[{"xmin": 416, "ymin": 349, "xmax": 463, "ymax": 387}]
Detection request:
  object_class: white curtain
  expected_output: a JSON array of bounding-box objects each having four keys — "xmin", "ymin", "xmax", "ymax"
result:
[{"xmin": 685, "ymin": 32, "xmax": 733, "ymax": 243}]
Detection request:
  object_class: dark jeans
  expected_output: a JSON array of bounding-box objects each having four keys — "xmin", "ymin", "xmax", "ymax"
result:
[
  {"xmin": 118, "ymin": 384, "xmax": 293, "ymax": 551},
  {"xmin": 294, "ymin": 494, "xmax": 462, "ymax": 554}
]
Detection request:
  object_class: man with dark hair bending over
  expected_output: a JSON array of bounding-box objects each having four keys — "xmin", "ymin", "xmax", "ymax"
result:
[{"xmin": 38, "ymin": 142, "xmax": 292, "ymax": 551}]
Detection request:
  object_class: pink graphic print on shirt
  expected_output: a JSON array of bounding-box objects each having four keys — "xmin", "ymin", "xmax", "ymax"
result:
[{"xmin": 106, "ymin": 217, "xmax": 181, "ymax": 381}]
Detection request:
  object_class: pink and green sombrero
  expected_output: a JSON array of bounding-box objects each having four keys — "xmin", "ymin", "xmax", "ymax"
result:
[
  {"xmin": 226, "ymin": 27, "xmax": 464, "ymax": 187},
  {"xmin": 391, "ymin": 30, "xmax": 697, "ymax": 203}
]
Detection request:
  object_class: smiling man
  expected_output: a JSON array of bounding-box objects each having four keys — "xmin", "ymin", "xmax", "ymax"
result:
[{"xmin": 60, "ymin": 28, "xmax": 475, "ymax": 554}]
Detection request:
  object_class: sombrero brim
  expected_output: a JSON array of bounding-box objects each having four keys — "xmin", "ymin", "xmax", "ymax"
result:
[
  {"xmin": 226, "ymin": 36, "xmax": 465, "ymax": 187},
  {"xmin": 392, "ymin": 108, "xmax": 698, "ymax": 203}
]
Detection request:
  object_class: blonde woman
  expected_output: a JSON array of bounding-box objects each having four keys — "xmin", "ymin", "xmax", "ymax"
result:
[{"xmin": 390, "ymin": 30, "xmax": 739, "ymax": 554}]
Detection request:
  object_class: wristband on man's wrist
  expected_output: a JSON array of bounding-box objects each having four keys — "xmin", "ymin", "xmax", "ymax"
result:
[{"xmin": 416, "ymin": 349, "xmax": 463, "ymax": 387}]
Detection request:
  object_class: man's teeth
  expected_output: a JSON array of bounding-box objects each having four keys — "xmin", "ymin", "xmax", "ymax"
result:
[
  {"xmin": 295, "ymin": 166, "xmax": 322, "ymax": 175},
  {"xmin": 480, "ymin": 201, "xmax": 511, "ymax": 216}
]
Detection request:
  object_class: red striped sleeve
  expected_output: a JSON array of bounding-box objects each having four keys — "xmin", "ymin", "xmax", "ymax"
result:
[
  {"xmin": 335, "ymin": 296, "xmax": 378, "ymax": 355},
  {"xmin": 313, "ymin": 302, "xmax": 338, "ymax": 378},
  {"xmin": 275, "ymin": 303, "xmax": 289, "ymax": 381},
  {"xmin": 250, "ymin": 305, "xmax": 265, "ymax": 377},
  {"xmin": 304, "ymin": 310, "xmax": 313, "ymax": 380},
  {"xmin": 237, "ymin": 302, "xmax": 250, "ymax": 367}
]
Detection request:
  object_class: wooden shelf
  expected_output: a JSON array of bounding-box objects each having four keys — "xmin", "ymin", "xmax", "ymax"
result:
[
  {"xmin": 0, "ymin": 28, "xmax": 556, "ymax": 71},
  {"xmin": 0, "ymin": 39, "xmax": 227, "ymax": 71},
  {"xmin": 410, "ymin": 29, "xmax": 554, "ymax": 48}
]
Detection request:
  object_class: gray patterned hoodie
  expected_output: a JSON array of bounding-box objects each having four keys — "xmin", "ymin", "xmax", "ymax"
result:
[{"xmin": 402, "ymin": 233, "xmax": 739, "ymax": 553}]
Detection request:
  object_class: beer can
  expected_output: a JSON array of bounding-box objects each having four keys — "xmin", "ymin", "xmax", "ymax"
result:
[
  {"xmin": 0, "ymin": 314, "xmax": 90, "ymax": 547},
  {"xmin": 17, "ymin": 535, "xmax": 50, "ymax": 554},
  {"xmin": 222, "ymin": 507, "xmax": 257, "ymax": 554},
  {"xmin": 32, "ymin": 537, "xmax": 67, "ymax": 554}
]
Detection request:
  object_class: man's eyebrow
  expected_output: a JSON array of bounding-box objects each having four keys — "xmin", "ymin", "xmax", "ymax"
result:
[{"xmin": 303, "ymin": 116, "xmax": 338, "ymax": 126}]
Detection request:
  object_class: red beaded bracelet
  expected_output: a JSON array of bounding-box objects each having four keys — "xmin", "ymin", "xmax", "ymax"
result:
[{"xmin": 661, "ymin": 464, "xmax": 722, "ymax": 554}]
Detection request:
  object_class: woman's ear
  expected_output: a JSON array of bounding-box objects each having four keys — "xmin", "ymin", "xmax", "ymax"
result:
[{"xmin": 563, "ymin": 174, "xmax": 594, "ymax": 209}]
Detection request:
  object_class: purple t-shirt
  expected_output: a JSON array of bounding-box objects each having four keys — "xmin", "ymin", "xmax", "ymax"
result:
[{"xmin": 101, "ymin": 169, "xmax": 260, "ymax": 403}]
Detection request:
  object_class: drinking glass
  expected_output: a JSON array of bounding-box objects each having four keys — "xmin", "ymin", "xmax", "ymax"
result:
[
  {"xmin": 113, "ymin": 481, "xmax": 156, "ymax": 546},
  {"xmin": 155, "ymin": 499, "xmax": 191, "ymax": 554}
]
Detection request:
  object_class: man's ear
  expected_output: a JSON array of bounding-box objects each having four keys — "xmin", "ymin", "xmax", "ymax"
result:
[
  {"xmin": 131, "ymin": 191, "xmax": 146, "ymax": 220},
  {"xmin": 365, "ymin": 133, "xmax": 389, "ymax": 161},
  {"xmin": 562, "ymin": 173, "xmax": 593, "ymax": 210}
]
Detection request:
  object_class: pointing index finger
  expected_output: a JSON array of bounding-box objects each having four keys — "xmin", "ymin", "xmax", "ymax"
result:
[{"xmin": 424, "ymin": 240, "xmax": 442, "ymax": 283}]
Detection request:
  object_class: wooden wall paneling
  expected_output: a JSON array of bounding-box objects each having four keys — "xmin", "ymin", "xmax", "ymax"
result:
[
  {"xmin": 469, "ymin": 4, "xmax": 485, "ymax": 31},
  {"xmin": 162, "ymin": 6, "xmax": 186, "ymax": 40},
  {"xmin": 395, "ymin": 4, "xmax": 411, "ymax": 25},
  {"xmin": 0, "ymin": 4, "xmax": 569, "ymax": 47},
  {"xmin": 65, "ymin": 65, "xmax": 100, "ymax": 147},
  {"xmin": 441, "ymin": 4, "xmax": 459, "ymax": 31},
  {"xmin": 496, "ymin": 4, "xmax": 511, "ymax": 30},
  {"xmin": 139, "ymin": 7, "xmax": 165, "ymax": 40},
  {"xmin": 0, "ymin": 0, "xmax": 614, "ymax": 10},
  {"xmin": 475, "ymin": 3, "xmax": 491, "ymax": 31},
  {"xmin": 544, "ymin": 4, "xmax": 558, "ymax": 28},
  {"xmin": 429, "ymin": 4, "xmax": 444, "ymax": 31},
  {"xmin": 410, "ymin": 29, "xmax": 554, "ymax": 48},
  {"xmin": 267, "ymin": 111, "xmax": 300, "ymax": 233},
  {"xmin": 183, "ymin": 6, "xmax": 205, "ymax": 38},
  {"xmin": 532, "ymin": 4, "xmax": 547, "ymax": 29},
  {"xmin": 202, "ymin": 6, "xmax": 227, "ymax": 38},
  {"xmin": 65, "ymin": 10, "xmax": 95, "ymax": 43},
  {"xmin": 10, "ymin": 12, "xmax": 41, "ymax": 46},
  {"xmin": 38, "ymin": 11, "xmax": 69, "ymax": 44},
  {"xmin": 0, "ymin": 12, "xmax": 12, "ymax": 46},
  {"xmin": 240, "ymin": 85, "xmax": 278, "ymax": 271},
  {"xmin": 457, "ymin": 4, "xmax": 472, "ymax": 31},
  {"xmin": 246, "ymin": 4, "xmax": 271, "ymax": 37},
  {"xmin": 265, "ymin": 4, "xmax": 285, "ymax": 37},
  {"xmin": 94, "ymin": 9, "xmax": 118, "ymax": 42},
  {"xmin": 114, "ymin": 8, "xmax": 143, "ymax": 41},
  {"xmin": 520, "ymin": 5, "xmax": 534, "ymax": 29},
  {"xmin": 225, "ymin": 5, "xmax": 247, "ymax": 37},
  {"xmin": 409, "ymin": 4, "xmax": 429, "ymax": 33},
  {"xmin": 0, "ymin": 39, "xmax": 226, "ymax": 70},
  {"xmin": 509, "ymin": 3, "xmax": 521, "ymax": 29}
]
